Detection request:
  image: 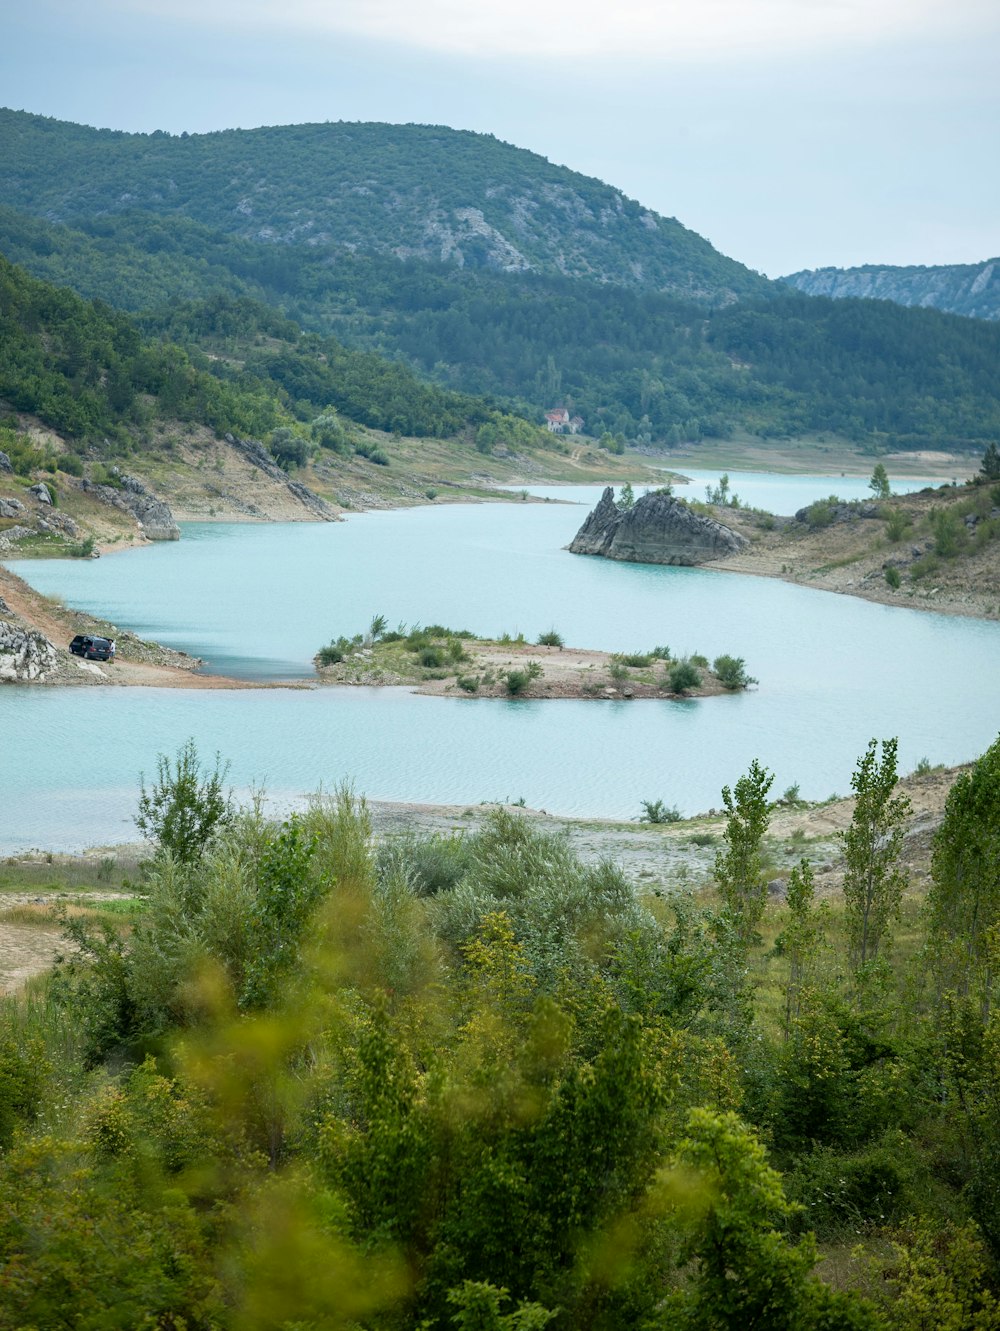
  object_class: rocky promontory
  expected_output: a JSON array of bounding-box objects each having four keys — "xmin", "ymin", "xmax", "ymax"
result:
[{"xmin": 569, "ymin": 487, "xmax": 748, "ymax": 565}]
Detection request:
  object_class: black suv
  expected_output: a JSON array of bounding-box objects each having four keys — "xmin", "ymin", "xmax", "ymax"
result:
[{"xmin": 69, "ymin": 634, "xmax": 115, "ymax": 662}]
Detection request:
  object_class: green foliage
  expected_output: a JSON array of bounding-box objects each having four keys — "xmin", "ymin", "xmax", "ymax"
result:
[
  {"xmin": 979, "ymin": 442, "xmax": 1000, "ymax": 482},
  {"xmin": 714, "ymin": 759, "xmax": 775, "ymax": 951},
  {"xmin": 712, "ymin": 654, "xmax": 756, "ymax": 690},
  {"xmin": 504, "ymin": 661, "xmax": 543, "ymax": 696},
  {"xmin": 806, "ymin": 498, "xmax": 836, "ymax": 530},
  {"xmin": 885, "ymin": 566, "xmax": 902, "ymax": 590},
  {"xmin": 617, "ymin": 481, "xmax": 635, "ymax": 509},
  {"xmin": 884, "ymin": 506, "xmax": 912, "ymax": 542},
  {"xmin": 639, "ymin": 799, "xmax": 682, "ymax": 824},
  {"xmin": 928, "ymin": 735, "xmax": 1000, "ymax": 1009},
  {"xmin": 930, "ymin": 507, "xmax": 966, "ymax": 557},
  {"xmin": 3, "ymin": 111, "xmax": 1000, "ymax": 451},
  {"xmin": 668, "ymin": 660, "xmax": 702, "ymax": 695},
  {"xmin": 135, "ymin": 739, "xmax": 232, "ymax": 865},
  {"xmin": 268, "ymin": 425, "xmax": 310, "ymax": 469},
  {"xmin": 841, "ymin": 739, "xmax": 910, "ymax": 973},
  {"xmin": 869, "ymin": 463, "xmax": 891, "ymax": 499},
  {"xmin": 536, "ymin": 629, "xmax": 563, "ymax": 648}
]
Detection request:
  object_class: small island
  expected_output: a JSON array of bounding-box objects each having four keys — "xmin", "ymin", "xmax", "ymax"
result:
[{"xmin": 314, "ymin": 618, "xmax": 756, "ymax": 699}]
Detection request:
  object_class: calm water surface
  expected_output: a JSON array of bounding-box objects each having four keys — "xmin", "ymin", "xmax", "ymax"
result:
[{"xmin": 3, "ymin": 471, "xmax": 998, "ymax": 850}]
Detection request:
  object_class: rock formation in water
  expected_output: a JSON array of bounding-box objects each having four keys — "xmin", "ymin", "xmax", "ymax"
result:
[
  {"xmin": 0, "ymin": 619, "xmax": 59, "ymax": 682},
  {"xmin": 569, "ymin": 487, "xmax": 748, "ymax": 565}
]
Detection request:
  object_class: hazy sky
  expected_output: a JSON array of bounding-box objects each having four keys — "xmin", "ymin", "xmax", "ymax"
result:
[{"xmin": 3, "ymin": 0, "xmax": 998, "ymax": 276}]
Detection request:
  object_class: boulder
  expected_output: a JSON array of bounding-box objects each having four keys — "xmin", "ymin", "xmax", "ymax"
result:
[
  {"xmin": 28, "ymin": 482, "xmax": 52, "ymax": 505},
  {"xmin": 0, "ymin": 497, "xmax": 25, "ymax": 518},
  {"xmin": 0, "ymin": 525, "xmax": 33, "ymax": 550},
  {"xmin": 569, "ymin": 487, "xmax": 748, "ymax": 566},
  {"xmin": 0, "ymin": 451, "xmax": 12, "ymax": 474},
  {"xmin": 0, "ymin": 619, "xmax": 59, "ymax": 682}
]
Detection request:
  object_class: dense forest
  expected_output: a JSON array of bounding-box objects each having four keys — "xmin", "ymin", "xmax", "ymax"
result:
[
  {"xmin": 0, "ymin": 257, "xmax": 542, "ymax": 457},
  {"xmin": 2, "ymin": 736, "xmax": 999, "ymax": 1328},
  {"xmin": 2, "ymin": 163, "xmax": 1000, "ymax": 450}
]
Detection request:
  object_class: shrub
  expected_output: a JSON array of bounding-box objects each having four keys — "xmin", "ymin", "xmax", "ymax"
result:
[
  {"xmin": 456, "ymin": 675, "xmax": 479, "ymax": 693},
  {"xmin": 317, "ymin": 636, "xmax": 356, "ymax": 666},
  {"xmin": 690, "ymin": 653, "xmax": 709, "ymax": 668},
  {"xmin": 930, "ymin": 507, "xmax": 965, "ymax": 557},
  {"xmin": 537, "ymin": 629, "xmax": 563, "ymax": 648},
  {"xmin": 59, "ymin": 453, "xmax": 84, "ymax": 476},
  {"xmin": 419, "ymin": 647, "xmax": 444, "ymax": 668},
  {"xmin": 712, "ymin": 654, "xmax": 756, "ymax": 690},
  {"xmin": 354, "ymin": 441, "xmax": 390, "ymax": 466},
  {"xmin": 69, "ymin": 535, "xmax": 96, "ymax": 558},
  {"xmin": 619, "ymin": 652, "xmax": 653, "ymax": 668},
  {"xmin": 884, "ymin": 507, "xmax": 912, "ymax": 543},
  {"xmin": 608, "ymin": 660, "xmax": 629, "ymax": 683},
  {"xmin": 504, "ymin": 662, "xmax": 542, "ymax": 696},
  {"xmin": 650, "ymin": 645, "xmax": 672, "ymax": 660},
  {"xmin": 667, "ymin": 661, "xmax": 701, "ymax": 694},
  {"xmin": 639, "ymin": 799, "xmax": 682, "ymax": 824},
  {"xmin": 805, "ymin": 498, "xmax": 834, "ymax": 530},
  {"xmin": 135, "ymin": 740, "xmax": 232, "ymax": 865},
  {"xmin": 885, "ymin": 566, "xmax": 902, "ymax": 590}
]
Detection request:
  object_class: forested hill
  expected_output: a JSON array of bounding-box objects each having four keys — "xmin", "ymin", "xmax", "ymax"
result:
[
  {"xmin": 4, "ymin": 111, "xmax": 1000, "ymax": 452},
  {"xmin": 0, "ymin": 109, "xmax": 769, "ymax": 302},
  {"xmin": 782, "ymin": 259, "xmax": 1000, "ymax": 322},
  {"xmin": 0, "ymin": 256, "xmax": 536, "ymax": 448}
]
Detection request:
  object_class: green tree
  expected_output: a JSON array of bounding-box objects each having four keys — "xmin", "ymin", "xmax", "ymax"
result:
[
  {"xmin": 665, "ymin": 1108, "xmax": 878, "ymax": 1330},
  {"xmin": 979, "ymin": 442, "xmax": 1000, "ymax": 482},
  {"xmin": 841, "ymin": 738, "xmax": 910, "ymax": 973},
  {"xmin": 928, "ymin": 735, "xmax": 1000, "ymax": 1012},
  {"xmin": 714, "ymin": 759, "xmax": 774, "ymax": 950},
  {"xmin": 618, "ymin": 481, "xmax": 635, "ymax": 510},
  {"xmin": 135, "ymin": 739, "xmax": 232, "ymax": 864},
  {"xmin": 869, "ymin": 462, "xmax": 891, "ymax": 499},
  {"xmin": 777, "ymin": 859, "xmax": 823, "ymax": 1037}
]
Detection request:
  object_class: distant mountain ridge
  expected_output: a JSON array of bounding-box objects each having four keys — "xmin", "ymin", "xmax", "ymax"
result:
[
  {"xmin": 782, "ymin": 260, "xmax": 1000, "ymax": 322},
  {"xmin": 0, "ymin": 109, "xmax": 769, "ymax": 303}
]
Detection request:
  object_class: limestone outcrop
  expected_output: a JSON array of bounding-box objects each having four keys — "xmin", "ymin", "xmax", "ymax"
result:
[
  {"xmin": 0, "ymin": 619, "xmax": 59, "ymax": 682},
  {"xmin": 569, "ymin": 487, "xmax": 748, "ymax": 566},
  {"xmin": 80, "ymin": 474, "xmax": 181, "ymax": 540}
]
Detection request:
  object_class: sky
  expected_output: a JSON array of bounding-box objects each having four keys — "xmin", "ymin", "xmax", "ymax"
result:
[{"xmin": 3, "ymin": 0, "xmax": 998, "ymax": 277}]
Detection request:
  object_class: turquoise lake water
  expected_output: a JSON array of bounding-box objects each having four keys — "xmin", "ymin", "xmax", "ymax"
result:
[{"xmin": 3, "ymin": 471, "xmax": 998, "ymax": 851}]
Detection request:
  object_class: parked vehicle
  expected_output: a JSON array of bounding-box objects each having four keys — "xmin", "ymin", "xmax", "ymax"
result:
[{"xmin": 69, "ymin": 634, "xmax": 115, "ymax": 662}]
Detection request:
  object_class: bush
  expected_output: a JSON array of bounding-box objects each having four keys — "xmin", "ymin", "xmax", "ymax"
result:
[
  {"xmin": 712, "ymin": 654, "xmax": 756, "ymax": 690},
  {"xmin": 537, "ymin": 630, "xmax": 563, "ymax": 648},
  {"xmin": 806, "ymin": 498, "xmax": 834, "ymax": 530},
  {"xmin": 619, "ymin": 652, "xmax": 653, "ymax": 668},
  {"xmin": 639, "ymin": 799, "xmax": 682, "ymax": 824},
  {"xmin": 667, "ymin": 661, "xmax": 701, "ymax": 694},
  {"xmin": 504, "ymin": 662, "xmax": 542, "ymax": 696},
  {"xmin": 419, "ymin": 647, "xmax": 444, "ymax": 668},
  {"xmin": 885, "ymin": 566, "xmax": 902, "ymax": 590},
  {"xmin": 456, "ymin": 675, "xmax": 479, "ymax": 693},
  {"xmin": 354, "ymin": 441, "xmax": 390, "ymax": 466},
  {"xmin": 135, "ymin": 740, "xmax": 232, "ymax": 865},
  {"xmin": 317, "ymin": 635, "xmax": 357, "ymax": 666},
  {"xmin": 884, "ymin": 507, "xmax": 912, "ymax": 542},
  {"xmin": 59, "ymin": 453, "xmax": 84, "ymax": 476}
]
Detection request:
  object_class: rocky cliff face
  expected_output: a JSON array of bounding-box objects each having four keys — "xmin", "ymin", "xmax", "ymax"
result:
[
  {"xmin": 569, "ymin": 488, "xmax": 748, "ymax": 565},
  {"xmin": 781, "ymin": 260, "xmax": 1000, "ymax": 322},
  {"xmin": 0, "ymin": 619, "xmax": 58, "ymax": 682},
  {"xmin": 80, "ymin": 474, "xmax": 180, "ymax": 540}
]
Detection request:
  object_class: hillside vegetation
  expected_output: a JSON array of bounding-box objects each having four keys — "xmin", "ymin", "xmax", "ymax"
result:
[
  {"xmin": 3, "ymin": 114, "xmax": 1000, "ymax": 453},
  {"xmin": 2, "ymin": 738, "xmax": 1000, "ymax": 1327},
  {"xmin": 0, "ymin": 110, "xmax": 766, "ymax": 301}
]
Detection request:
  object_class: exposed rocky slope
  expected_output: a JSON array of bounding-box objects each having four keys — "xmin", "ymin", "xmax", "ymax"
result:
[
  {"xmin": 0, "ymin": 617, "xmax": 58, "ymax": 682},
  {"xmin": 782, "ymin": 259, "xmax": 1000, "ymax": 322},
  {"xmin": 569, "ymin": 487, "xmax": 748, "ymax": 565}
]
